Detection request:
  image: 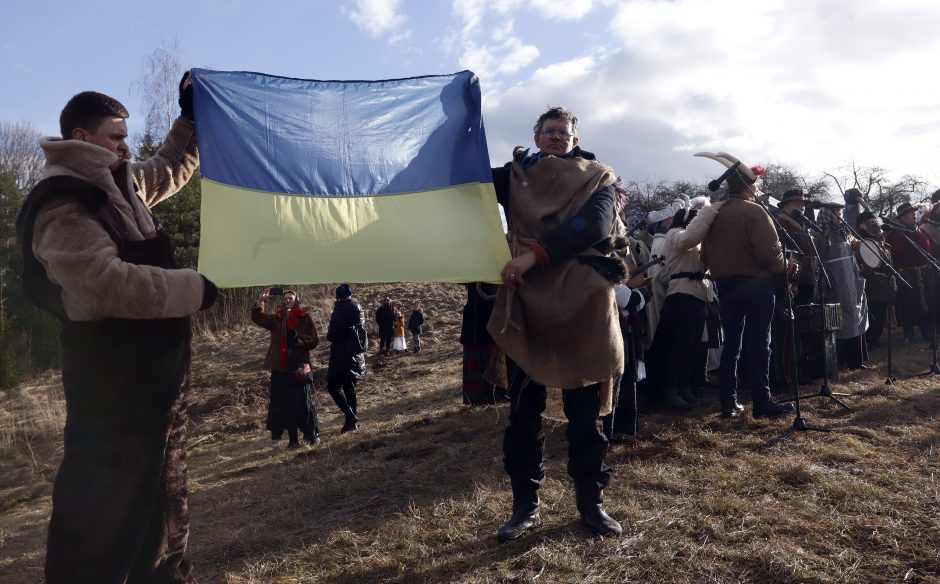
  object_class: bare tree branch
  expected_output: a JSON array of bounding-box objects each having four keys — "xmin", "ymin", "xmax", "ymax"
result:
[
  {"xmin": 0, "ymin": 121, "xmax": 44, "ymax": 192},
  {"xmin": 131, "ymin": 38, "xmax": 183, "ymax": 144}
]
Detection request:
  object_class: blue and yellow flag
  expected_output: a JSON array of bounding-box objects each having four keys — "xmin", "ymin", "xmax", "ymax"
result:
[{"xmin": 191, "ymin": 69, "xmax": 510, "ymax": 287}]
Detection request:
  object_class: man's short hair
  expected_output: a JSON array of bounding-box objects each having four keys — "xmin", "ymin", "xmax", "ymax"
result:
[
  {"xmin": 59, "ymin": 91, "xmax": 129, "ymax": 139},
  {"xmin": 533, "ymin": 106, "xmax": 579, "ymax": 135}
]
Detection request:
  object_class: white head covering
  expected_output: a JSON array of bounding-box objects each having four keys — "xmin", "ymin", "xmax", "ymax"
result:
[{"xmin": 647, "ymin": 197, "xmax": 689, "ymax": 223}]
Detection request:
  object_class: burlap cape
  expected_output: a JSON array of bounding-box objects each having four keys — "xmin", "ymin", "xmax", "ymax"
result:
[{"xmin": 487, "ymin": 150, "xmax": 624, "ymax": 414}]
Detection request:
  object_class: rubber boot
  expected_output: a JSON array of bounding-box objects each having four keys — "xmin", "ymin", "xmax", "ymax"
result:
[
  {"xmin": 496, "ymin": 479, "xmax": 541, "ymax": 543},
  {"xmin": 575, "ymin": 482, "xmax": 622, "ymax": 537},
  {"xmin": 340, "ymin": 409, "xmax": 359, "ymax": 433},
  {"xmin": 720, "ymin": 397, "xmax": 745, "ymax": 419}
]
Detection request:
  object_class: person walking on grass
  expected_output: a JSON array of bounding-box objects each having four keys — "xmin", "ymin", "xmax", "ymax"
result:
[
  {"xmin": 408, "ymin": 305, "xmax": 426, "ymax": 353},
  {"xmin": 391, "ymin": 310, "xmax": 408, "ymax": 352},
  {"xmin": 327, "ymin": 284, "xmax": 367, "ymax": 432},
  {"xmin": 375, "ymin": 297, "xmax": 395, "ymax": 355}
]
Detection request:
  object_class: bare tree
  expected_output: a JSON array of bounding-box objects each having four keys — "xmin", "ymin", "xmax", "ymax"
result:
[
  {"xmin": 0, "ymin": 121, "xmax": 44, "ymax": 192},
  {"xmin": 823, "ymin": 161, "xmax": 930, "ymax": 216},
  {"xmin": 762, "ymin": 163, "xmax": 830, "ymax": 201},
  {"xmin": 132, "ymin": 38, "xmax": 183, "ymax": 145}
]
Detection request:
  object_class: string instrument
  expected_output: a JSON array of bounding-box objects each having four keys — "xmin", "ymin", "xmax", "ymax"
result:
[{"xmin": 628, "ymin": 255, "xmax": 665, "ymax": 279}]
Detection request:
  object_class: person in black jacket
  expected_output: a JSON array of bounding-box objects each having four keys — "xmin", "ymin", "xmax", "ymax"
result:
[
  {"xmin": 407, "ymin": 306, "xmax": 425, "ymax": 353},
  {"xmin": 375, "ymin": 297, "xmax": 395, "ymax": 355},
  {"xmin": 327, "ymin": 283, "xmax": 367, "ymax": 432}
]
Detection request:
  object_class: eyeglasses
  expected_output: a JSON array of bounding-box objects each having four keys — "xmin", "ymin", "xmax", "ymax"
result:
[{"xmin": 538, "ymin": 128, "xmax": 574, "ymax": 139}]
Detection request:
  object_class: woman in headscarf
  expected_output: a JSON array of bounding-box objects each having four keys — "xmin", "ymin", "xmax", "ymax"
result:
[{"xmin": 251, "ymin": 289, "xmax": 320, "ymax": 447}]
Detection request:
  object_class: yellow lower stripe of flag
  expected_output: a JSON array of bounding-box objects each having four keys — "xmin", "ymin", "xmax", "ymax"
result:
[{"xmin": 197, "ymin": 178, "xmax": 511, "ymax": 286}]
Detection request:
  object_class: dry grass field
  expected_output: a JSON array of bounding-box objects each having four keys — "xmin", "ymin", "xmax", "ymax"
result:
[{"xmin": 1, "ymin": 283, "xmax": 939, "ymax": 583}]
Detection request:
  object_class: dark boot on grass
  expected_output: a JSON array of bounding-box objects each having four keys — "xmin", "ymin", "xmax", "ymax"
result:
[
  {"xmin": 340, "ymin": 410, "xmax": 359, "ymax": 433},
  {"xmin": 497, "ymin": 479, "xmax": 541, "ymax": 543},
  {"xmin": 752, "ymin": 399, "xmax": 793, "ymax": 418},
  {"xmin": 575, "ymin": 482, "xmax": 622, "ymax": 537}
]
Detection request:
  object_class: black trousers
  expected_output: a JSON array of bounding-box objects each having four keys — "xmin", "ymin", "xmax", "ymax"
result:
[
  {"xmin": 503, "ymin": 360, "xmax": 612, "ymax": 491},
  {"xmin": 48, "ymin": 320, "xmax": 194, "ymax": 584},
  {"xmin": 327, "ymin": 375, "xmax": 358, "ymax": 417},
  {"xmin": 647, "ymin": 293, "xmax": 707, "ymax": 397},
  {"xmin": 378, "ymin": 327, "xmax": 393, "ymax": 351}
]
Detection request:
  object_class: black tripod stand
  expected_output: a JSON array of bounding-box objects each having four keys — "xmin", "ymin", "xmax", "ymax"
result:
[
  {"xmin": 745, "ymin": 197, "xmax": 832, "ymax": 443},
  {"xmin": 886, "ymin": 272, "xmax": 898, "ymax": 384},
  {"xmin": 779, "ymin": 225, "xmax": 851, "ymax": 412}
]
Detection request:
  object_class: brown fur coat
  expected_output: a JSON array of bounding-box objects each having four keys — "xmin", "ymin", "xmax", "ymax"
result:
[{"xmin": 31, "ymin": 117, "xmax": 205, "ymax": 321}]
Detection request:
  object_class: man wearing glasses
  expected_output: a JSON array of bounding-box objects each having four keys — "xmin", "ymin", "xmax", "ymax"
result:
[{"xmin": 488, "ymin": 107, "xmax": 623, "ymax": 541}]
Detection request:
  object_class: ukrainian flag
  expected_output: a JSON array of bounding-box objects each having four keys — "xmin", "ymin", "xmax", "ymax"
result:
[{"xmin": 191, "ymin": 69, "xmax": 510, "ymax": 287}]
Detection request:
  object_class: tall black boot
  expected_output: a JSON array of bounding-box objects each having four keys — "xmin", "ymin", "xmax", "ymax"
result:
[
  {"xmin": 496, "ymin": 478, "xmax": 541, "ymax": 543},
  {"xmin": 340, "ymin": 408, "xmax": 359, "ymax": 433},
  {"xmin": 574, "ymin": 482, "xmax": 622, "ymax": 537}
]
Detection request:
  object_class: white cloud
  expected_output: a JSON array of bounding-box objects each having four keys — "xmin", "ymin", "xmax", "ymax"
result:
[
  {"xmin": 446, "ymin": 1, "xmax": 539, "ymax": 83},
  {"xmin": 344, "ymin": 0, "xmax": 411, "ymax": 43},
  {"xmin": 531, "ymin": 0, "xmax": 594, "ymax": 21},
  {"xmin": 481, "ymin": 0, "xmax": 940, "ymax": 185}
]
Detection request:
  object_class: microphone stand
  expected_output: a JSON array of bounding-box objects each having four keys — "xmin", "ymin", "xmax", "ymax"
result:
[
  {"xmin": 842, "ymin": 222, "xmax": 912, "ymax": 385},
  {"xmin": 779, "ymin": 222, "xmax": 852, "ymax": 412},
  {"xmin": 898, "ymin": 229, "xmax": 940, "ymax": 375},
  {"xmin": 745, "ymin": 195, "xmax": 831, "ymax": 444}
]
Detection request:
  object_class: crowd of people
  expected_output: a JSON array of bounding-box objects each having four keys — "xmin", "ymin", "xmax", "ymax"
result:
[{"xmin": 16, "ymin": 70, "xmax": 938, "ymax": 581}]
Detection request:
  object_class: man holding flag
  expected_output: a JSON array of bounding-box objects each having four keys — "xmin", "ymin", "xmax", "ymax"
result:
[
  {"xmin": 17, "ymin": 73, "xmax": 214, "ymax": 583},
  {"xmin": 488, "ymin": 106, "xmax": 624, "ymax": 542}
]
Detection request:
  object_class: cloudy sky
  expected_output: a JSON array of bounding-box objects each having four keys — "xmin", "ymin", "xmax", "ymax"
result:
[{"xmin": 2, "ymin": 0, "xmax": 939, "ymax": 188}]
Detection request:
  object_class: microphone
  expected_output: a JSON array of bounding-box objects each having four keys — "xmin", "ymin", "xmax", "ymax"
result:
[
  {"xmin": 790, "ymin": 209, "xmax": 824, "ymax": 235},
  {"xmin": 880, "ymin": 216, "xmax": 914, "ymax": 232}
]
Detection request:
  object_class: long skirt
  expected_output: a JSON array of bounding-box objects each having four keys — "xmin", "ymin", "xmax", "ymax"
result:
[
  {"xmin": 267, "ymin": 370, "xmax": 318, "ymax": 441},
  {"xmin": 462, "ymin": 342, "xmax": 507, "ymax": 405}
]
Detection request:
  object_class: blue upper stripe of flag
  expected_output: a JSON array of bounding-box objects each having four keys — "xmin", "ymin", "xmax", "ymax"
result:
[{"xmin": 191, "ymin": 69, "xmax": 493, "ymax": 196}]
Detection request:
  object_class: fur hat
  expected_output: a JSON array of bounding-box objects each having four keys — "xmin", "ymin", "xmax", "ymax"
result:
[
  {"xmin": 689, "ymin": 195, "xmax": 711, "ymax": 209},
  {"xmin": 335, "ymin": 283, "xmax": 352, "ymax": 299},
  {"xmin": 856, "ymin": 211, "xmax": 877, "ymax": 227}
]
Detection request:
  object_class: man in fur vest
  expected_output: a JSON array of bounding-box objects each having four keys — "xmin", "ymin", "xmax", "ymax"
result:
[
  {"xmin": 488, "ymin": 107, "xmax": 623, "ymax": 542},
  {"xmin": 16, "ymin": 74, "xmax": 216, "ymax": 583}
]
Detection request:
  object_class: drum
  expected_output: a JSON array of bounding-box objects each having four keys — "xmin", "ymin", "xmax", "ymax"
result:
[
  {"xmin": 858, "ymin": 239, "xmax": 886, "ymax": 269},
  {"xmin": 794, "ymin": 303, "xmax": 844, "ymax": 333}
]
